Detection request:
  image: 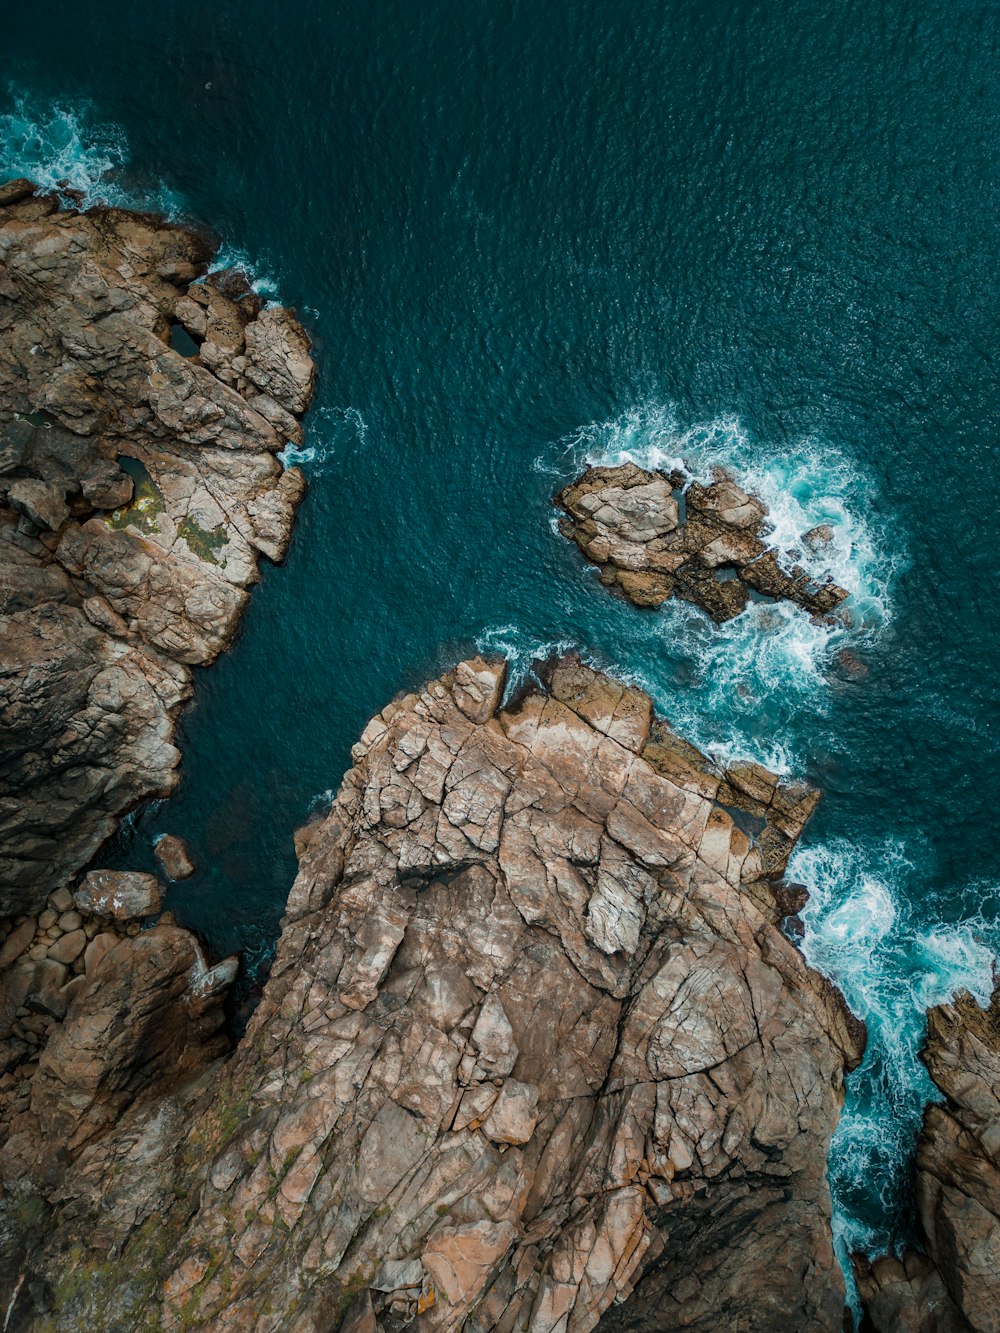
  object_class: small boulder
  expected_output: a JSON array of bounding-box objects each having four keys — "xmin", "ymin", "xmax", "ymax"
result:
[
  {"xmin": 7, "ymin": 478, "xmax": 70, "ymax": 531},
  {"xmin": 834, "ymin": 648, "xmax": 869, "ymax": 680},
  {"xmin": 74, "ymin": 870, "xmax": 164, "ymax": 922},
  {"xmin": 802, "ymin": 524, "xmax": 834, "ymax": 553},
  {"xmin": 0, "ymin": 918, "xmax": 36, "ymax": 969},
  {"xmin": 153, "ymin": 834, "xmax": 196, "ymax": 881},
  {"xmin": 80, "ymin": 459, "xmax": 134, "ymax": 510},
  {"xmin": 48, "ymin": 929, "xmax": 87, "ymax": 965}
]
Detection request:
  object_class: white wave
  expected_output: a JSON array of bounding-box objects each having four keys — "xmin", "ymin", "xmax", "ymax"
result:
[
  {"xmin": 541, "ymin": 403, "xmax": 901, "ymax": 769},
  {"xmin": 0, "ymin": 89, "xmax": 181, "ymax": 214},
  {"xmin": 207, "ymin": 244, "xmax": 282, "ymax": 301},
  {"xmin": 280, "ymin": 406, "xmax": 368, "ymax": 473},
  {"xmin": 475, "ymin": 624, "xmax": 580, "ymax": 701},
  {"xmin": 793, "ymin": 837, "xmax": 1000, "ymax": 1316}
]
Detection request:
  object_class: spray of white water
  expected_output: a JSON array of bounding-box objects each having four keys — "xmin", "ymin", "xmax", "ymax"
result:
[{"xmin": 793, "ymin": 837, "xmax": 1000, "ymax": 1314}]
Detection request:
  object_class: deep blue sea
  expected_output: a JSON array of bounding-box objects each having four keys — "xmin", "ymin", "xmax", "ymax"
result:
[{"xmin": 4, "ymin": 0, "xmax": 1000, "ymax": 1307}]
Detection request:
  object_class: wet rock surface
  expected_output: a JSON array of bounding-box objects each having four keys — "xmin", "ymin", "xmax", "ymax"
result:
[
  {"xmin": 556, "ymin": 462, "xmax": 849, "ymax": 622},
  {"xmin": 857, "ymin": 983, "xmax": 1000, "ymax": 1333},
  {"xmin": 0, "ymin": 656, "xmax": 865, "ymax": 1332},
  {"xmin": 0, "ymin": 182, "xmax": 314, "ymax": 914}
]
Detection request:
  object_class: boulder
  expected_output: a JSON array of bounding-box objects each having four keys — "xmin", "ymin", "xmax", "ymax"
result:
[
  {"xmin": 7, "ymin": 478, "xmax": 69, "ymax": 531},
  {"xmin": 79, "ymin": 459, "xmax": 133, "ymax": 510},
  {"xmin": 0, "ymin": 918, "xmax": 36, "ymax": 970},
  {"xmin": 153, "ymin": 834, "xmax": 196, "ymax": 881},
  {"xmin": 74, "ymin": 870, "xmax": 164, "ymax": 922}
]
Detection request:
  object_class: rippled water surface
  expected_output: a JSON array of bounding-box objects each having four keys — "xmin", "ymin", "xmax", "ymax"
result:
[{"xmin": 5, "ymin": 0, "xmax": 1000, "ymax": 1290}]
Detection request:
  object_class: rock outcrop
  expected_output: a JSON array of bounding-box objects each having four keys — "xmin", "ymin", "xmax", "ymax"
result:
[
  {"xmin": 0, "ymin": 655, "xmax": 865, "ymax": 1332},
  {"xmin": 857, "ymin": 983, "xmax": 1000, "ymax": 1333},
  {"xmin": 556, "ymin": 462, "xmax": 848, "ymax": 622},
  {"xmin": 0, "ymin": 867, "xmax": 236, "ymax": 1189},
  {"xmin": 0, "ymin": 179, "xmax": 315, "ymax": 914}
]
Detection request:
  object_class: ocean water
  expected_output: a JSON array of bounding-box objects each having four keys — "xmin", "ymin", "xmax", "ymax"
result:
[{"xmin": 4, "ymin": 0, "xmax": 1000, "ymax": 1305}]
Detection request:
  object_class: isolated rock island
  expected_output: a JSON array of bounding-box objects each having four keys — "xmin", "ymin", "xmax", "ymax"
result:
[{"xmin": 556, "ymin": 462, "xmax": 848, "ymax": 622}]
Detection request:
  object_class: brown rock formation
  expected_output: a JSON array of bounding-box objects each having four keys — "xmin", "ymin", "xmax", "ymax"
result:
[
  {"xmin": 556, "ymin": 462, "xmax": 848, "ymax": 622},
  {"xmin": 0, "ymin": 655, "xmax": 864, "ymax": 1332},
  {"xmin": 154, "ymin": 834, "xmax": 197, "ymax": 881},
  {"xmin": 857, "ymin": 983, "xmax": 1000, "ymax": 1333},
  {"xmin": 0, "ymin": 868, "xmax": 237, "ymax": 1188},
  {"xmin": 0, "ymin": 181, "xmax": 315, "ymax": 914}
]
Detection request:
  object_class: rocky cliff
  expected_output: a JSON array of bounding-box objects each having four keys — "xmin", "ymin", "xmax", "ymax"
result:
[
  {"xmin": 0, "ymin": 179, "xmax": 314, "ymax": 914},
  {"xmin": 0, "ymin": 654, "xmax": 865, "ymax": 1331},
  {"xmin": 856, "ymin": 983, "xmax": 1000, "ymax": 1333}
]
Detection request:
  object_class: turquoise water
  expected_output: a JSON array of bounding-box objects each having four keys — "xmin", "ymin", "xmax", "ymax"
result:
[{"xmin": 5, "ymin": 0, "xmax": 1000, "ymax": 1297}]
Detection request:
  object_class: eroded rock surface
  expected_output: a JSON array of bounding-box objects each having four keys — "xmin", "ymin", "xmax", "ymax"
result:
[
  {"xmin": 857, "ymin": 984, "xmax": 1000, "ymax": 1333},
  {"xmin": 0, "ymin": 656, "xmax": 864, "ymax": 1332},
  {"xmin": 0, "ymin": 181, "xmax": 314, "ymax": 913},
  {"xmin": 556, "ymin": 462, "xmax": 848, "ymax": 622}
]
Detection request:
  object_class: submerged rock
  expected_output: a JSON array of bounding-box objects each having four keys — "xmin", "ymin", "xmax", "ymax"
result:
[
  {"xmin": 0, "ymin": 655, "xmax": 865, "ymax": 1332},
  {"xmin": 154, "ymin": 834, "xmax": 197, "ymax": 881},
  {"xmin": 858, "ymin": 983, "xmax": 1000, "ymax": 1333},
  {"xmin": 556, "ymin": 462, "xmax": 848, "ymax": 623},
  {"xmin": 0, "ymin": 182, "xmax": 315, "ymax": 914}
]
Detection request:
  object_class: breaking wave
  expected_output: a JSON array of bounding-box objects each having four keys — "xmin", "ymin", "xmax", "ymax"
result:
[
  {"xmin": 794, "ymin": 837, "xmax": 1000, "ymax": 1314},
  {"xmin": 0, "ymin": 89, "xmax": 275, "ymax": 294},
  {"xmin": 539, "ymin": 403, "xmax": 901, "ymax": 769},
  {"xmin": 279, "ymin": 406, "xmax": 369, "ymax": 471},
  {"xmin": 0, "ymin": 89, "xmax": 181, "ymax": 213}
]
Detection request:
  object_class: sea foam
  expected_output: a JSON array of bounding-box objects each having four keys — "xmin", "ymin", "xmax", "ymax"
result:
[
  {"xmin": 0, "ymin": 88, "xmax": 181, "ymax": 214},
  {"xmin": 539, "ymin": 403, "xmax": 901, "ymax": 770},
  {"xmin": 0, "ymin": 89, "xmax": 284, "ymax": 296},
  {"xmin": 793, "ymin": 836, "xmax": 1000, "ymax": 1314},
  {"xmin": 279, "ymin": 406, "xmax": 369, "ymax": 472}
]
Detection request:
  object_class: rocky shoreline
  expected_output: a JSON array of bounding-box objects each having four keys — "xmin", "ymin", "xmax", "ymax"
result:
[
  {"xmin": 0, "ymin": 185, "xmax": 996, "ymax": 1333},
  {"xmin": 1, "ymin": 653, "xmax": 865, "ymax": 1331},
  {"xmin": 0, "ymin": 179, "xmax": 314, "ymax": 915},
  {"xmin": 856, "ymin": 983, "xmax": 1000, "ymax": 1332}
]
